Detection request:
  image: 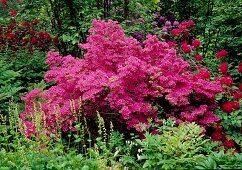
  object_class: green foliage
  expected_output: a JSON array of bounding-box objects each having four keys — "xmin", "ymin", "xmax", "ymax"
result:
[
  {"xmin": 0, "ymin": 50, "xmax": 49, "ymax": 115},
  {"xmin": 10, "ymin": 50, "xmax": 48, "ymax": 88},
  {"xmin": 0, "ymin": 59, "xmax": 23, "ymax": 114},
  {"xmin": 136, "ymin": 123, "xmax": 216, "ymax": 169},
  {"xmin": 193, "ymin": 0, "xmax": 242, "ymax": 64},
  {"xmin": 195, "ymin": 150, "xmax": 242, "ymax": 169},
  {"xmin": 0, "ymin": 147, "xmax": 120, "ymax": 170},
  {"xmin": 131, "ymin": 0, "xmax": 160, "ymax": 13},
  {"xmin": 0, "ymin": 102, "xmax": 127, "ymax": 169},
  {"xmin": 0, "ymin": 1, "xmax": 241, "ymax": 169}
]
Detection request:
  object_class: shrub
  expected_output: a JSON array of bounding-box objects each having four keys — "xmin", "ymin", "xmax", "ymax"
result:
[
  {"xmin": 20, "ymin": 19, "xmax": 222, "ymax": 138},
  {"xmin": 136, "ymin": 122, "xmax": 217, "ymax": 169},
  {"xmin": 195, "ymin": 150, "xmax": 242, "ymax": 169},
  {"xmin": 0, "ymin": 59, "xmax": 23, "ymax": 114}
]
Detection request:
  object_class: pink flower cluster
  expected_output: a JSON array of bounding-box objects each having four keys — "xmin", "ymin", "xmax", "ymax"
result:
[{"xmin": 20, "ymin": 19, "xmax": 223, "ymax": 137}]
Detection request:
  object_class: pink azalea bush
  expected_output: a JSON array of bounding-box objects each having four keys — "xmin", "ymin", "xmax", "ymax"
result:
[{"xmin": 20, "ymin": 19, "xmax": 223, "ymax": 138}]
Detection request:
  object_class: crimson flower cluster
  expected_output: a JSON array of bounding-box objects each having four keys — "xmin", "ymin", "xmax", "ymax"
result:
[
  {"xmin": 0, "ymin": 19, "xmax": 59, "ymax": 53},
  {"xmin": 210, "ymin": 123, "xmax": 238, "ymax": 152},
  {"xmin": 215, "ymin": 49, "xmax": 241, "ymax": 112}
]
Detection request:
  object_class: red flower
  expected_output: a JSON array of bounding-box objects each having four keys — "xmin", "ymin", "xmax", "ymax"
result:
[
  {"xmin": 198, "ymin": 69, "xmax": 211, "ymax": 79},
  {"xmin": 44, "ymin": 32, "xmax": 51, "ymax": 40},
  {"xmin": 239, "ymin": 84, "xmax": 242, "ymax": 91},
  {"xmin": 231, "ymin": 101, "xmax": 240, "ymax": 110},
  {"xmin": 1, "ymin": 0, "xmax": 7, "ymax": 5},
  {"xmin": 180, "ymin": 25, "xmax": 187, "ymax": 31},
  {"xmin": 10, "ymin": 10, "xmax": 18, "ymax": 17},
  {"xmin": 195, "ymin": 54, "xmax": 203, "ymax": 61},
  {"xmin": 31, "ymin": 37, "xmax": 37, "ymax": 44},
  {"xmin": 171, "ymin": 28, "xmax": 181, "ymax": 36},
  {"xmin": 221, "ymin": 101, "xmax": 239, "ymax": 113},
  {"xmin": 38, "ymin": 41, "xmax": 43, "ymax": 47},
  {"xmin": 221, "ymin": 102, "xmax": 233, "ymax": 113},
  {"xmin": 238, "ymin": 62, "xmax": 242, "ymax": 73},
  {"xmin": 39, "ymin": 32, "xmax": 45, "ymax": 39},
  {"xmin": 218, "ymin": 62, "xmax": 229, "ymax": 75},
  {"xmin": 32, "ymin": 19, "xmax": 39, "ymax": 25},
  {"xmin": 183, "ymin": 32, "xmax": 189, "ymax": 38},
  {"xmin": 233, "ymin": 92, "xmax": 242, "ymax": 100},
  {"xmin": 211, "ymin": 131, "xmax": 223, "ymax": 141},
  {"xmin": 7, "ymin": 32, "xmax": 15, "ymax": 39},
  {"xmin": 192, "ymin": 39, "xmax": 201, "ymax": 48},
  {"xmin": 216, "ymin": 49, "xmax": 228, "ymax": 58},
  {"xmin": 221, "ymin": 76, "xmax": 233, "ymax": 86},
  {"xmin": 29, "ymin": 30, "xmax": 35, "ymax": 35},
  {"xmin": 53, "ymin": 36, "xmax": 59, "ymax": 43},
  {"xmin": 7, "ymin": 25, "xmax": 14, "ymax": 30},
  {"xmin": 181, "ymin": 42, "xmax": 191, "ymax": 53},
  {"xmin": 151, "ymin": 129, "xmax": 159, "ymax": 135},
  {"xmin": 223, "ymin": 139, "xmax": 234, "ymax": 148}
]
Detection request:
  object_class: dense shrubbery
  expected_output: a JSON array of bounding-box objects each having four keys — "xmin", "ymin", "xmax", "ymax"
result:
[{"xmin": 0, "ymin": 0, "xmax": 241, "ymax": 169}]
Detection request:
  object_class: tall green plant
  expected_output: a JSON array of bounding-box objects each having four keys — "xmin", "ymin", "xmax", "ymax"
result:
[{"xmin": 0, "ymin": 59, "xmax": 23, "ymax": 114}]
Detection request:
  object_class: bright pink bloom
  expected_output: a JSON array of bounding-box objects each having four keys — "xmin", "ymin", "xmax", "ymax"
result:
[
  {"xmin": 218, "ymin": 62, "xmax": 229, "ymax": 75},
  {"xmin": 192, "ymin": 39, "xmax": 201, "ymax": 48},
  {"xmin": 171, "ymin": 28, "xmax": 181, "ymax": 36},
  {"xmin": 196, "ymin": 69, "xmax": 211, "ymax": 79},
  {"xmin": 216, "ymin": 49, "xmax": 228, "ymax": 58},
  {"xmin": 20, "ymin": 19, "xmax": 223, "ymax": 138},
  {"xmin": 167, "ymin": 41, "xmax": 176, "ymax": 47},
  {"xmin": 187, "ymin": 20, "xmax": 195, "ymax": 27}
]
